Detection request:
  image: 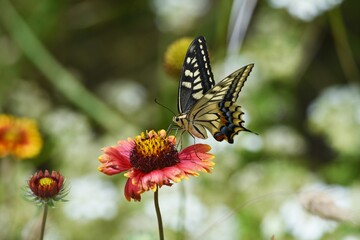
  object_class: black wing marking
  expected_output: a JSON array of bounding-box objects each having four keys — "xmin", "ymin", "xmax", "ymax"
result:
[{"xmin": 178, "ymin": 36, "xmax": 215, "ymax": 113}]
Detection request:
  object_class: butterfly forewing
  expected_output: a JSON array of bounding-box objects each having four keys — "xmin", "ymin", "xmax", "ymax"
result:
[{"xmin": 178, "ymin": 36, "xmax": 215, "ymax": 113}]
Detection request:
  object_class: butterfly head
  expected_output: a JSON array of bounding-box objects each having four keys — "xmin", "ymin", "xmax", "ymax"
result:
[{"xmin": 172, "ymin": 114, "xmax": 186, "ymax": 128}]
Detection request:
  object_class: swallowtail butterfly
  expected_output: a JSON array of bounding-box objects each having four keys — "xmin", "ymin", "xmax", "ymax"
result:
[{"xmin": 172, "ymin": 36, "xmax": 254, "ymax": 144}]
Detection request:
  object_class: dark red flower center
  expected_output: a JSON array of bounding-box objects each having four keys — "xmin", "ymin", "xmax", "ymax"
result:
[{"xmin": 130, "ymin": 132, "xmax": 179, "ymax": 173}]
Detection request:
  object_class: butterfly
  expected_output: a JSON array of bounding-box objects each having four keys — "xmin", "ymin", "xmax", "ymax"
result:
[{"xmin": 172, "ymin": 36, "xmax": 254, "ymax": 144}]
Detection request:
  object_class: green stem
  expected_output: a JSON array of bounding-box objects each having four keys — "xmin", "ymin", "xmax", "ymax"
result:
[
  {"xmin": 0, "ymin": 0, "xmax": 135, "ymax": 133},
  {"xmin": 154, "ymin": 188, "xmax": 164, "ymax": 240},
  {"xmin": 328, "ymin": 7, "xmax": 360, "ymax": 83},
  {"xmin": 40, "ymin": 205, "xmax": 48, "ymax": 240}
]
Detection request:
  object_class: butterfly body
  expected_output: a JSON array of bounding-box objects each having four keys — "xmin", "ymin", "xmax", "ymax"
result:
[{"xmin": 173, "ymin": 36, "xmax": 254, "ymax": 144}]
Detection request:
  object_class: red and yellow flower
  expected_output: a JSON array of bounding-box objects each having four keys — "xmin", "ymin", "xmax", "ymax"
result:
[
  {"xmin": 98, "ymin": 130, "xmax": 214, "ymax": 201},
  {"xmin": 26, "ymin": 170, "xmax": 68, "ymax": 207},
  {"xmin": 0, "ymin": 114, "xmax": 42, "ymax": 159}
]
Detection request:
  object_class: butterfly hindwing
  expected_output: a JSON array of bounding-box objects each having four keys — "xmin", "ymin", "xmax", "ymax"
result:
[
  {"xmin": 178, "ymin": 36, "xmax": 215, "ymax": 113},
  {"xmin": 188, "ymin": 64, "xmax": 254, "ymax": 143}
]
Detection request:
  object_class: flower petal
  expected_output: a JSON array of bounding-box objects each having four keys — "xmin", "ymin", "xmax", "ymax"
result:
[
  {"xmin": 98, "ymin": 145, "xmax": 132, "ymax": 175},
  {"xmin": 117, "ymin": 139, "xmax": 135, "ymax": 159},
  {"xmin": 124, "ymin": 178, "xmax": 141, "ymax": 202},
  {"xmin": 178, "ymin": 144, "xmax": 215, "ymax": 174},
  {"xmin": 127, "ymin": 169, "xmax": 173, "ymax": 193},
  {"xmin": 179, "ymin": 144, "xmax": 213, "ymax": 160}
]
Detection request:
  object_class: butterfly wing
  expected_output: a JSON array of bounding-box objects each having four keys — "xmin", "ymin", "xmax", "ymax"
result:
[
  {"xmin": 178, "ymin": 36, "xmax": 215, "ymax": 113},
  {"xmin": 188, "ymin": 64, "xmax": 254, "ymax": 143}
]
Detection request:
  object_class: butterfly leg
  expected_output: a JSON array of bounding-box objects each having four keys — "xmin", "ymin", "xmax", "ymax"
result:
[{"xmin": 166, "ymin": 123, "xmax": 174, "ymax": 136}]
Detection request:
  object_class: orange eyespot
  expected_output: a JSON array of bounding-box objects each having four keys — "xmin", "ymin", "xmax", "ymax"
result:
[{"xmin": 214, "ymin": 132, "xmax": 226, "ymax": 142}]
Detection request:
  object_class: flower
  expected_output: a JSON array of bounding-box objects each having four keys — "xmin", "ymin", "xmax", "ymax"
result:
[
  {"xmin": 98, "ymin": 129, "xmax": 214, "ymax": 201},
  {"xmin": 164, "ymin": 37, "xmax": 193, "ymax": 78},
  {"xmin": 308, "ymin": 84, "xmax": 360, "ymax": 156},
  {"xmin": 268, "ymin": 0, "xmax": 343, "ymax": 21},
  {"xmin": 263, "ymin": 125, "xmax": 306, "ymax": 156},
  {"xmin": 25, "ymin": 170, "xmax": 68, "ymax": 207},
  {"xmin": 0, "ymin": 114, "xmax": 42, "ymax": 159}
]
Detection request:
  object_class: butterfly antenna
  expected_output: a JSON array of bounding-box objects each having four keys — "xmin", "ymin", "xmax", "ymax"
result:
[{"xmin": 154, "ymin": 98, "xmax": 176, "ymax": 116}]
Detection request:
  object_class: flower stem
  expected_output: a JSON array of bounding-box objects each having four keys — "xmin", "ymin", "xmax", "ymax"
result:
[
  {"xmin": 40, "ymin": 205, "xmax": 48, "ymax": 240},
  {"xmin": 328, "ymin": 7, "xmax": 360, "ymax": 83},
  {"xmin": 154, "ymin": 188, "xmax": 164, "ymax": 240}
]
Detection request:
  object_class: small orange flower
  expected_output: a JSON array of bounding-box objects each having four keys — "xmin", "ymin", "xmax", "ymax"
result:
[
  {"xmin": 164, "ymin": 37, "xmax": 193, "ymax": 78},
  {"xmin": 0, "ymin": 114, "xmax": 42, "ymax": 159},
  {"xmin": 98, "ymin": 130, "xmax": 214, "ymax": 201},
  {"xmin": 26, "ymin": 170, "xmax": 68, "ymax": 207}
]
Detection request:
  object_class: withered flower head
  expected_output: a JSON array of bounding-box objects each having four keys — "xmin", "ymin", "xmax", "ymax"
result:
[
  {"xmin": 25, "ymin": 170, "xmax": 68, "ymax": 207},
  {"xmin": 164, "ymin": 37, "xmax": 193, "ymax": 78}
]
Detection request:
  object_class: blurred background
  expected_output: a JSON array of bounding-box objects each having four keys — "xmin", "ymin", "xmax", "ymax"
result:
[{"xmin": 0, "ymin": 0, "xmax": 359, "ymax": 239}]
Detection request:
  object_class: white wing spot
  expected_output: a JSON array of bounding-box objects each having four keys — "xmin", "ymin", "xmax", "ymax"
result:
[
  {"xmin": 184, "ymin": 70, "xmax": 193, "ymax": 77},
  {"xmin": 186, "ymin": 57, "xmax": 191, "ymax": 64},
  {"xmin": 201, "ymin": 50, "xmax": 205, "ymax": 55},
  {"xmin": 193, "ymin": 83, "xmax": 202, "ymax": 90},
  {"xmin": 194, "ymin": 70, "xmax": 200, "ymax": 77},
  {"xmin": 193, "ymin": 77, "xmax": 201, "ymax": 84},
  {"xmin": 203, "ymin": 56, "xmax": 206, "ymax": 61},
  {"xmin": 181, "ymin": 82, "xmax": 192, "ymax": 88},
  {"xmin": 192, "ymin": 91, "xmax": 203, "ymax": 99}
]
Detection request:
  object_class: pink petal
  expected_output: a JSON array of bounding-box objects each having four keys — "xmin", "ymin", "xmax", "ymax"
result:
[
  {"xmin": 179, "ymin": 144, "xmax": 214, "ymax": 162},
  {"xmin": 116, "ymin": 139, "xmax": 135, "ymax": 159},
  {"xmin": 124, "ymin": 178, "xmax": 141, "ymax": 202},
  {"xmin": 98, "ymin": 145, "xmax": 132, "ymax": 175},
  {"xmin": 129, "ymin": 169, "xmax": 173, "ymax": 192},
  {"xmin": 178, "ymin": 144, "xmax": 215, "ymax": 174},
  {"xmin": 163, "ymin": 166, "xmax": 185, "ymax": 181}
]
